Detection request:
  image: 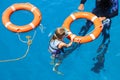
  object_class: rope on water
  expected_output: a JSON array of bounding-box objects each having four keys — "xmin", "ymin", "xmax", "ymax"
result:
[{"xmin": 0, "ymin": 31, "xmax": 37, "ymax": 62}]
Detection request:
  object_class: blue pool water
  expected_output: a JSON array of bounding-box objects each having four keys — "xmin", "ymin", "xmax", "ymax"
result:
[{"xmin": 0, "ymin": 0, "xmax": 120, "ymax": 80}]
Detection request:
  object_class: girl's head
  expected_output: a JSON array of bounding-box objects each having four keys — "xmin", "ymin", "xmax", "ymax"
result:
[
  {"xmin": 55, "ymin": 27, "xmax": 65, "ymax": 39},
  {"xmin": 51, "ymin": 27, "xmax": 65, "ymax": 40}
]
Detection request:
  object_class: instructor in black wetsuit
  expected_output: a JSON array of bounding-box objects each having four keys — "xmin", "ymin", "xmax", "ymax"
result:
[
  {"xmin": 78, "ymin": 0, "xmax": 118, "ymax": 37},
  {"xmin": 78, "ymin": 0, "xmax": 118, "ymax": 73}
]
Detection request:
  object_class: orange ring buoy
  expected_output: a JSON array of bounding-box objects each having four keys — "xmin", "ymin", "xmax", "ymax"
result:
[
  {"xmin": 2, "ymin": 3, "xmax": 42, "ymax": 33},
  {"xmin": 62, "ymin": 12, "xmax": 103, "ymax": 43}
]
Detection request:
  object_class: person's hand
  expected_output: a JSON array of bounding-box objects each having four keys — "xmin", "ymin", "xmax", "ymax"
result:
[
  {"xmin": 71, "ymin": 34, "xmax": 76, "ymax": 42},
  {"xmin": 99, "ymin": 17, "xmax": 106, "ymax": 21},
  {"xmin": 78, "ymin": 4, "xmax": 84, "ymax": 10}
]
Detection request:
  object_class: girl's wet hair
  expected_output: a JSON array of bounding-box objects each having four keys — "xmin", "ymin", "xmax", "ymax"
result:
[
  {"xmin": 55, "ymin": 27, "xmax": 65, "ymax": 39},
  {"xmin": 51, "ymin": 27, "xmax": 65, "ymax": 40}
]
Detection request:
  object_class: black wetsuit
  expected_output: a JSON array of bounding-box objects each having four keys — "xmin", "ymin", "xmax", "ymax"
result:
[
  {"xmin": 79, "ymin": 0, "xmax": 118, "ymax": 37},
  {"xmin": 79, "ymin": 0, "xmax": 119, "ymax": 73},
  {"xmin": 80, "ymin": 0, "xmax": 118, "ymax": 18}
]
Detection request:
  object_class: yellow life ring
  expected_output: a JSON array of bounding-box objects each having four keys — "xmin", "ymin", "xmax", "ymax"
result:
[
  {"xmin": 62, "ymin": 12, "xmax": 103, "ymax": 43},
  {"xmin": 2, "ymin": 3, "xmax": 41, "ymax": 32}
]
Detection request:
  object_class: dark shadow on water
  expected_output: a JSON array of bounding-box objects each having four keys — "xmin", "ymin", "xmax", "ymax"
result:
[
  {"xmin": 91, "ymin": 39, "xmax": 110, "ymax": 73},
  {"xmin": 62, "ymin": 42, "xmax": 80, "ymax": 59},
  {"xmin": 78, "ymin": 18, "xmax": 111, "ymax": 73},
  {"xmin": 91, "ymin": 19, "xmax": 111, "ymax": 73}
]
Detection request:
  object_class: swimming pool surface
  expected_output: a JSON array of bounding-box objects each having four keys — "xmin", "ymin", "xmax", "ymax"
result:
[{"xmin": 0, "ymin": 0, "xmax": 120, "ymax": 80}]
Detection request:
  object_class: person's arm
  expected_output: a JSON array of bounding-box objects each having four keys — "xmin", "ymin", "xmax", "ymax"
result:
[
  {"xmin": 80, "ymin": 0, "xmax": 87, "ymax": 4},
  {"xmin": 107, "ymin": 0, "xmax": 118, "ymax": 18},
  {"xmin": 58, "ymin": 41, "xmax": 73, "ymax": 49},
  {"xmin": 78, "ymin": 0, "xmax": 87, "ymax": 10},
  {"xmin": 98, "ymin": 17, "xmax": 106, "ymax": 21}
]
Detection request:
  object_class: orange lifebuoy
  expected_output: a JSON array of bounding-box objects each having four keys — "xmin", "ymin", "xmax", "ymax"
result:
[
  {"xmin": 2, "ymin": 3, "xmax": 41, "ymax": 33},
  {"xmin": 62, "ymin": 12, "xmax": 103, "ymax": 43}
]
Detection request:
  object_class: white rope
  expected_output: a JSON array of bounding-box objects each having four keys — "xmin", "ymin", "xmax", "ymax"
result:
[
  {"xmin": 31, "ymin": 30, "xmax": 37, "ymax": 41},
  {"xmin": 0, "ymin": 45, "xmax": 30, "ymax": 62},
  {"xmin": 17, "ymin": 33, "xmax": 27, "ymax": 43},
  {"xmin": 39, "ymin": 24, "xmax": 46, "ymax": 33}
]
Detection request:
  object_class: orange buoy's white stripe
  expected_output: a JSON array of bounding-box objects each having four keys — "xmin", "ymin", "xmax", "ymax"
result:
[
  {"xmin": 29, "ymin": 23, "xmax": 35, "ymax": 29},
  {"xmin": 5, "ymin": 22, "xmax": 11, "ymax": 28},
  {"xmin": 70, "ymin": 14, "xmax": 76, "ymax": 20},
  {"xmin": 10, "ymin": 6, "xmax": 16, "ymax": 11},
  {"xmin": 90, "ymin": 34, "xmax": 95, "ymax": 40},
  {"xmin": 91, "ymin": 16, "xmax": 97, "ymax": 22},
  {"xmin": 31, "ymin": 7, "xmax": 36, "ymax": 12}
]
